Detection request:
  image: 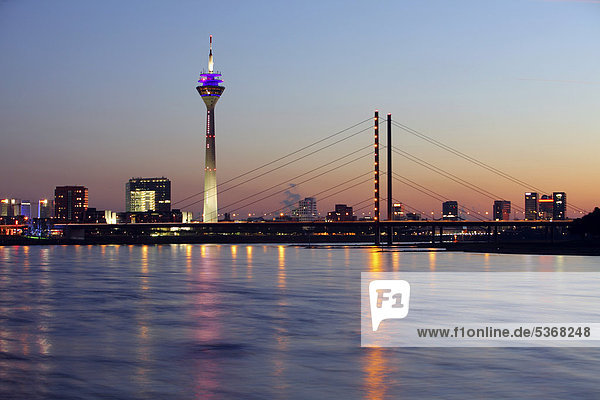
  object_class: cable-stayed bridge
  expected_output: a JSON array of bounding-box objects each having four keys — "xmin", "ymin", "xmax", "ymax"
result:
[
  {"xmin": 174, "ymin": 112, "xmax": 588, "ymax": 222},
  {"xmin": 55, "ymin": 112, "xmax": 587, "ymax": 245}
]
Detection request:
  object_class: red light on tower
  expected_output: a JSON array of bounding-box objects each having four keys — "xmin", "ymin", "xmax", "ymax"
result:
[{"xmin": 373, "ymin": 110, "xmax": 381, "ymax": 244}]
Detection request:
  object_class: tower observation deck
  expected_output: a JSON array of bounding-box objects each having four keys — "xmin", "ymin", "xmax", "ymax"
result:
[{"xmin": 196, "ymin": 35, "xmax": 225, "ymax": 223}]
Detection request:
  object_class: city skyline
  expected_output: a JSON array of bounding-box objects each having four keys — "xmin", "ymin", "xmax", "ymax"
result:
[
  {"xmin": 0, "ymin": 188, "xmax": 575, "ymax": 222},
  {"xmin": 1, "ymin": 1, "xmax": 599, "ymax": 217}
]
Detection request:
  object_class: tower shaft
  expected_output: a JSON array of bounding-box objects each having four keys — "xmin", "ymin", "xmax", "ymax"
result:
[{"xmin": 203, "ymin": 102, "xmax": 218, "ymax": 222}]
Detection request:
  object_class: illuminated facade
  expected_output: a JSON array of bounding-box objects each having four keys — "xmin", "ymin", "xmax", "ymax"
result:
[
  {"xmin": 125, "ymin": 177, "xmax": 171, "ymax": 212},
  {"xmin": 292, "ymin": 197, "xmax": 318, "ymax": 221},
  {"xmin": 442, "ymin": 201, "xmax": 459, "ymax": 220},
  {"xmin": 38, "ymin": 199, "xmax": 53, "ymax": 218},
  {"xmin": 0, "ymin": 199, "xmax": 8, "ymax": 216},
  {"xmin": 493, "ymin": 200, "xmax": 511, "ymax": 221},
  {"xmin": 130, "ymin": 190, "xmax": 156, "ymax": 212},
  {"xmin": 539, "ymin": 195, "xmax": 553, "ymax": 220},
  {"xmin": 524, "ymin": 192, "xmax": 538, "ymax": 220},
  {"xmin": 553, "ymin": 192, "xmax": 566, "ymax": 220},
  {"xmin": 54, "ymin": 186, "xmax": 88, "ymax": 222},
  {"xmin": 105, "ymin": 210, "xmax": 117, "ymax": 224},
  {"xmin": 0, "ymin": 199, "xmax": 21, "ymax": 217},
  {"xmin": 20, "ymin": 200, "xmax": 31, "ymax": 219},
  {"xmin": 392, "ymin": 203, "xmax": 405, "ymax": 221},
  {"xmin": 197, "ymin": 35, "xmax": 225, "ymax": 223},
  {"xmin": 0, "ymin": 198, "xmax": 31, "ymax": 217},
  {"xmin": 326, "ymin": 204, "xmax": 355, "ymax": 221}
]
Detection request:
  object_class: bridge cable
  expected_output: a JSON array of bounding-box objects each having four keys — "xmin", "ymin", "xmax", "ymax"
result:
[
  {"xmin": 218, "ymin": 145, "xmax": 372, "ymax": 212},
  {"xmin": 179, "ymin": 122, "xmax": 376, "ymax": 209},
  {"xmin": 392, "ymin": 121, "xmax": 588, "ymax": 213},
  {"xmin": 174, "ymin": 117, "xmax": 372, "ymax": 206},
  {"xmin": 391, "ymin": 146, "xmax": 525, "ymax": 212},
  {"xmin": 221, "ymin": 152, "xmax": 374, "ymax": 214}
]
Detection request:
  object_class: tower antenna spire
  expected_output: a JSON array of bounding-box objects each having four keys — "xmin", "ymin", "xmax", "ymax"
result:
[{"xmin": 208, "ymin": 35, "xmax": 214, "ymax": 73}]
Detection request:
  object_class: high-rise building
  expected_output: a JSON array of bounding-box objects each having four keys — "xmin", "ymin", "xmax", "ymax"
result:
[
  {"xmin": 125, "ymin": 177, "xmax": 171, "ymax": 212},
  {"xmin": 292, "ymin": 197, "xmax": 318, "ymax": 222},
  {"xmin": 326, "ymin": 204, "xmax": 355, "ymax": 221},
  {"xmin": 553, "ymin": 192, "xmax": 567, "ymax": 220},
  {"xmin": 1, "ymin": 199, "xmax": 18, "ymax": 216},
  {"xmin": 1, "ymin": 199, "xmax": 11, "ymax": 216},
  {"xmin": 392, "ymin": 203, "xmax": 405, "ymax": 220},
  {"xmin": 38, "ymin": 199, "xmax": 53, "ymax": 218},
  {"xmin": 20, "ymin": 200, "xmax": 31, "ymax": 219},
  {"xmin": 0, "ymin": 199, "xmax": 9, "ymax": 216},
  {"xmin": 54, "ymin": 186, "xmax": 88, "ymax": 222},
  {"xmin": 442, "ymin": 201, "xmax": 459, "ymax": 220},
  {"xmin": 197, "ymin": 35, "xmax": 225, "ymax": 223},
  {"xmin": 538, "ymin": 195, "xmax": 553, "ymax": 220},
  {"xmin": 11, "ymin": 199, "xmax": 21, "ymax": 216},
  {"xmin": 524, "ymin": 192, "xmax": 538, "ymax": 220},
  {"xmin": 493, "ymin": 200, "xmax": 511, "ymax": 221}
]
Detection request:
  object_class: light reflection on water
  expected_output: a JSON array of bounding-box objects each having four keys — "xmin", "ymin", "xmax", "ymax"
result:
[{"xmin": 0, "ymin": 244, "xmax": 599, "ymax": 399}]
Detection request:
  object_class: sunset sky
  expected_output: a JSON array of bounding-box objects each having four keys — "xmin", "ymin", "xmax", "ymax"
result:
[{"xmin": 1, "ymin": 0, "xmax": 599, "ymax": 218}]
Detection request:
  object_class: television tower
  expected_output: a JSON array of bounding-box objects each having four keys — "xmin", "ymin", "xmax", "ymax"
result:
[{"xmin": 197, "ymin": 35, "xmax": 225, "ymax": 222}]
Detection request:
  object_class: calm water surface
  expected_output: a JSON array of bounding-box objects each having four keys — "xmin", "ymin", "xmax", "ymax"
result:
[{"xmin": 1, "ymin": 244, "xmax": 599, "ymax": 399}]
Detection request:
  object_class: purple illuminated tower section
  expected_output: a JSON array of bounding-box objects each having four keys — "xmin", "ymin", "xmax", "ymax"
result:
[{"xmin": 197, "ymin": 35, "xmax": 225, "ymax": 223}]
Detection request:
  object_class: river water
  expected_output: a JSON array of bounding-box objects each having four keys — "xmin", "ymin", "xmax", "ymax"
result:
[{"xmin": 1, "ymin": 244, "xmax": 599, "ymax": 399}]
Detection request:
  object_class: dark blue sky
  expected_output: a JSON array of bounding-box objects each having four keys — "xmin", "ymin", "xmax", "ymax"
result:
[{"xmin": 1, "ymin": 0, "xmax": 599, "ymax": 217}]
